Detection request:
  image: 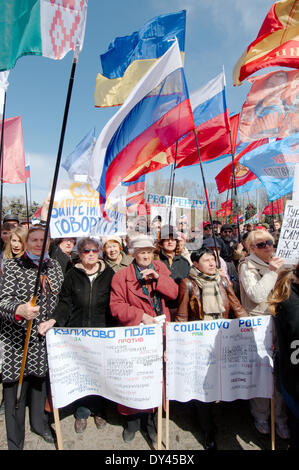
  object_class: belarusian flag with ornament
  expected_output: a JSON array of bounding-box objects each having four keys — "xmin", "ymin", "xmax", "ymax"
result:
[{"xmin": 0, "ymin": 0, "xmax": 88, "ymax": 71}]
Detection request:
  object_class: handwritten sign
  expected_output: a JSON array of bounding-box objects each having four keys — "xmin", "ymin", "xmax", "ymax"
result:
[
  {"xmin": 46, "ymin": 325, "xmax": 163, "ymax": 409},
  {"xmin": 166, "ymin": 316, "xmax": 273, "ymax": 402},
  {"xmin": 50, "ymin": 181, "xmax": 126, "ymax": 238},
  {"xmin": 276, "ymin": 200, "xmax": 299, "ymax": 264}
]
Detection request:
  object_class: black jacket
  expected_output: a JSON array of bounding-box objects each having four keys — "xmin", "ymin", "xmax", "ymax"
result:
[
  {"xmin": 275, "ymin": 282, "xmax": 299, "ymax": 401},
  {"xmin": 51, "ymin": 261, "xmax": 116, "ymax": 328},
  {"xmin": 155, "ymin": 251, "xmax": 190, "ymax": 310},
  {"xmin": 155, "ymin": 250, "xmax": 190, "ymax": 285}
]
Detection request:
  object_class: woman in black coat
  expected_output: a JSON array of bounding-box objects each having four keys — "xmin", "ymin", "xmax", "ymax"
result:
[
  {"xmin": 0, "ymin": 226, "xmax": 64, "ymax": 450},
  {"xmin": 269, "ymin": 261, "xmax": 299, "ymax": 450},
  {"xmin": 39, "ymin": 237, "xmax": 115, "ymax": 434},
  {"xmin": 154, "ymin": 225, "xmax": 190, "ymax": 320}
]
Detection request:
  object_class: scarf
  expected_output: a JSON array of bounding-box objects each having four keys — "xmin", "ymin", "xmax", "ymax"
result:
[
  {"xmin": 25, "ymin": 250, "xmax": 49, "ymax": 266},
  {"xmin": 133, "ymin": 260, "xmax": 163, "ymax": 316},
  {"xmin": 190, "ymin": 266, "xmax": 225, "ymax": 315}
]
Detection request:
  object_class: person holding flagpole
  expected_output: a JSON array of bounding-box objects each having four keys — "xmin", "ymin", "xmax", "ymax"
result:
[{"xmin": 0, "ymin": 226, "xmax": 64, "ymax": 450}]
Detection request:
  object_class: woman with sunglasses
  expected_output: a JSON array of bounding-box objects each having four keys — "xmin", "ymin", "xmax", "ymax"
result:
[
  {"xmin": 238, "ymin": 230, "xmax": 289, "ymax": 440},
  {"xmin": 38, "ymin": 237, "xmax": 115, "ymax": 434}
]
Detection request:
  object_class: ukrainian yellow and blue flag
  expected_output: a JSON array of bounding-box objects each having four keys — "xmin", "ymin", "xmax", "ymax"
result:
[{"xmin": 94, "ymin": 10, "xmax": 186, "ymax": 107}]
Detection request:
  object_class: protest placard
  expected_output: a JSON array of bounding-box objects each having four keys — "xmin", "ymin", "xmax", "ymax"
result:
[
  {"xmin": 46, "ymin": 324, "xmax": 163, "ymax": 410},
  {"xmin": 276, "ymin": 200, "xmax": 299, "ymax": 264},
  {"xmin": 49, "ymin": 181, "xmax": 126, "ymax": 238},
  {"xmin": 166, "ymin": 316, "xmax": 273, "ymax": 403},
  {"xmin": 146, "ymin": 193, "xmax": 215, "ymax": 210},
  {"xmin": 293, "ymin": 163, "xmax": 299, "ymax": 201}
]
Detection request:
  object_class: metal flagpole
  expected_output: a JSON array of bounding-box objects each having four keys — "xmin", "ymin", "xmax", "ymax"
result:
[
  {"xmin": 193, "ymin": 130, "xmax": 221, "ymax": 268},
  {"xmin": 0, "ymin": 91, "xmax": 7, "ymax": 234},
  {"xmin": 228, "ymin": 128, "xmax": 241, "ymax": 242},
  {"xmin": 24, "ymin": 180, "xmax": 30, "ymax": 228},
  {"xmin": 16, "ymin": 47, "xmax": 80, "ymax": 408},
  {"xmin": 168, "ymin": 141, "xmax": 178, "ymax": 225}
]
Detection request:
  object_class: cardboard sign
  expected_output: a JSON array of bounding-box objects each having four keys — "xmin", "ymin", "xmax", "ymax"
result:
[{"xmin": 276, "ymin": 200, "xmax": 299, "ymax": 264}]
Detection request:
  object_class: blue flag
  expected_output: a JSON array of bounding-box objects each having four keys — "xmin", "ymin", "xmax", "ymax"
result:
[
  {"xmin": 62, "ymin": 128, "xmax": 96, "ymax": 181},
  {"xmin": 239, "ymin": 133, "xmax": 299, "ymax": 201},
  {"xmin": 237, "ymin": 178, "xmax": 262, "ymax": 194}
]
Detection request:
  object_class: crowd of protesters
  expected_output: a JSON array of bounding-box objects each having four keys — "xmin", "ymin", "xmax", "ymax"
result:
[{"xmin": 0, "ymin": 210, "xmax": 298, "ymax": 451}]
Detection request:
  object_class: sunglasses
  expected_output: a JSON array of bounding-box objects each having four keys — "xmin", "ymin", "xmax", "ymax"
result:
[
  {"xmin": 81, "ymin": 248, "xmax": 99, "ymax": 254},
  {"xmin": 255, "ymin": 240, "xmax": 273, "ymax": 249}
]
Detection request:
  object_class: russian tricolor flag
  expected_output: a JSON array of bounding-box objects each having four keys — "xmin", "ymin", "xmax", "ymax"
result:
[
  {"xmin": 122, "ymin": 174, "xmax": 145, "ymax": 196},
  {"xmin": 167, "ymin": 70, "xmax": 232, "ymax": 168},
  {"xmin": 25, "ymin": 163, "xmax": 30, "ymax": 179},
  {"xmin": 88, "ymin": 40, "xmax": 194, "ymax": 212}
]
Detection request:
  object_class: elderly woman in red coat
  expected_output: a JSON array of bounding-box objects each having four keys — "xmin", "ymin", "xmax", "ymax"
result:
[{"xmin": 110, "ymin": 234, "xmax": 178, "ymax": 444}]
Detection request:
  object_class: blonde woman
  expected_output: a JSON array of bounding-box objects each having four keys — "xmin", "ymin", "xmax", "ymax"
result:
[
  {"xmin": 3, "ymin": 226, "xmax": 28, "ymax": 260},
  {"xmin": 238, "ymin": 229, "xmax": 289, "ymax": 439},
  {"xmin": 268, "ymin": 263, "xmax": 299, "ymax": 449}
]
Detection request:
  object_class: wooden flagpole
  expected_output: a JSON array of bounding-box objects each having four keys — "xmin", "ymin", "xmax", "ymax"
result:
[
  {"xmin": 16, "ymin": 47, "xmax": 80, "ymax": 408},
  {"xmin": 271, "ymin": 397, "xmax": 275, "ymax": 450},
  {"xmin": 53, "ymin": 408, "xmax": 64, "ymax": 450},
  {"xmin": 193, "ymin": 130, "xmax": 221, "ymax": 268},
  {"xmin": 165, "ymin": 399, "xmax": 170, "ymax": 450},
  {"xmin": 157, "ymin": 405, "xmax": 163, "ymax": 450}
]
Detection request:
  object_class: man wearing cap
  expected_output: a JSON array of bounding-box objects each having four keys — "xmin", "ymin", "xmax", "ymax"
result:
[
  {"xmin": 220, "ymin": 224, "xmax": 235, "ymax": 262},
  {"xmin": 102, "ymin": 236, "xmax": 133, "ymax": 273},
  {"xmin": 3, "ymin": 214, "xmax": 19, "ymax": 229},
  {"xmin": 110, "ymin": 234, "xmax": 178, "ymax": 444}
]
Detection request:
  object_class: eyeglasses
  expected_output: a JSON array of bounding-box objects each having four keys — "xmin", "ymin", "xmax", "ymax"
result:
[
  {"xmin": 255, "ymin": 240, "xmax": 273, "ymax": 249},
  {"xmin": 222, "ymin": 230, "xmax": 232, "ymax": 234},
  {"xmin": 81, "ymin": 248, "xmax": 99, "ymax": 254}
]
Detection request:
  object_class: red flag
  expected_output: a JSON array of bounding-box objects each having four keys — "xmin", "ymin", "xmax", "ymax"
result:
[
  {"xmin": 168, "ymin": 72, "xmax": 233, "ymax": 168},
  {"xmin": 0, "ymin": 116, "xmax": 26, "ymax": 183},
  {"xmin": 233, "ymin": 0, "xmax": 299, "ymax": 85},
  {"xmin": 126, "ymin": 179, "xmax": 145, "ymax": 195},
  {"xmin": 126, "ymin": 191, "xmax": 145, "ymax": 214},
  {"xmin": 229, "ymin": 113, "xmax": 240, "ymax": 155},
  {"xmin": 262, "ymin": 197, "xmax": 284, "ymax": 215},
  {"xmin": 216, "ymin": 208, "xmax": 227, "ymax": 218},
  {"xmin": 215, "ymin": 139, "xmax": 268, "ymax": 193},
  {"xmin": 239, "ymin": 69, "xmax": 299, "ymax": 142},
  {"xmin": 221, "ymin": 199, "xmax": 232, "ymax": 209}
]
